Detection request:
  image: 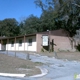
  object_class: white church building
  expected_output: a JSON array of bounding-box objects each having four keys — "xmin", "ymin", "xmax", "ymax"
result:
[{"xmin": 0, "ymin": 29, "xmax": 76, "ymax": 52}]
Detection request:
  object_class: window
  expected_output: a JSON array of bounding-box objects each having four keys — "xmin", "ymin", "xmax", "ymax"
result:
[
  {"xmin": 28, "ymin": 39, "xmax": 32, "ymax": 46},
  {"xmin": 11, "ymin": 41, "xmax": 14, "ymax": 47},
  {"xmin": 19, "ymin": 40, "xmax": 22, "ymax": 46}
]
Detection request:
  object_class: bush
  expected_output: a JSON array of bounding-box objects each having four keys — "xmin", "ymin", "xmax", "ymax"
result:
[
  {"xmin": 41, "ymin": 48, "xmax": 44, "ymax": 52},
  {"xmin": 76, "ymin": 44, "xmax": 80, "ymax": 51}
]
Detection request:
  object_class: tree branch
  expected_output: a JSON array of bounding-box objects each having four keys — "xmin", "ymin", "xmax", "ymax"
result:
[{"xmin": 72, "ymin": 3, "xmax": 80, "ymax": 7}]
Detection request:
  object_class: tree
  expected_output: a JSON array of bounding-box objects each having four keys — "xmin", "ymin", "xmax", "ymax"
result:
[
  {"xmin": 34, "ymin": 0, "xmax": 80, "ymax": 37},
  {"xmin": 40, "ymin": 10, "xmax": 56, "ymax": 31},
  {"xmin": 19, "ymin": 15, "xmax": 42, "ymax": 34},
  {"xmin": 55, "ymin": 0, "xmax": 80, "ymax": 37},
  {"xmin": 0, "ymin": 18, "xmax": 20, "ymax": 37}
]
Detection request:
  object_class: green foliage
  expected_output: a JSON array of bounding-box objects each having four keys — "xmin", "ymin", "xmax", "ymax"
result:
[
  {"xmin": 35, "ymin": 62, "xmax": 43, "ymax": 65},
  {"xmin": 20, "ymin": 65, "xmax": 31, "ymax": 69},
  {"xmin": 19, "ymin": 14, "xmax": 43, "ymax": 35},
  {"xmin": 54, "ymin": 0, "xmax": 80, "ymax": 37},
  {"xmin": 0, "ymin": 18, "xmax": 20, "ymax": 37},
  {"xmin": 41, "ymin": 48, "xmax": 44, "ymax": 52},
  {"xmin": 34, "ymin": 0, "xmax": 80, "ymax": 37},
  {"xmin": 40, "ymin": 11, "xmax": 56, "ymax": 31}
]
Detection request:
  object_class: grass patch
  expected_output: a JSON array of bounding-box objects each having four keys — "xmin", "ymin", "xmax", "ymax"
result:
[
  {"xmin": 19, "ymin": 65, "xmax": 32, "ymax": 69},
  {"xmin": 35, "ymin": 62, "xmax": 43, "ymax": 65}
]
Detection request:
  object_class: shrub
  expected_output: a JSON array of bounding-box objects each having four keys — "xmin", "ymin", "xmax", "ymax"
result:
[
  {"xmin": 41, "ymin": 48, "xmax": 44, "ymax": 52},
  {"xmin": 76, "ymin": 44, "xmax": 80, "ymax": 51}
]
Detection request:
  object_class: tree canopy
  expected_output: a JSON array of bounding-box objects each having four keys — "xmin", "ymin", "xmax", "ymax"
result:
[
  {"xmin": 19, "ymin": 15, "xmax": 42, "ymax": 35},
  {"xmin": 34, "ymin": 0, "xmax": 80, "ymax": 37},
  {"xmin": 0, "ymin": 18, "xmax": 20, "ymax": 37}
]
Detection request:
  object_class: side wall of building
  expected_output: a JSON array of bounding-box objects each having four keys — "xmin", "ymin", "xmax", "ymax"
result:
[
  {"xmin": 36, "ymin": 30, "xmax": 74, "ymax": 52},
  {"xmin": 36, "ymin": 34, "xmax": 43, "ymax": 52},
  {"xmin": 50, "ymin": 35, "xmax": 72, "ymax": 51}
]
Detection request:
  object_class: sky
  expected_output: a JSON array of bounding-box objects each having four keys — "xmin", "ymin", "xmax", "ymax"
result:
[{"xmin": 0, "ymin": 0, "xmax": 42, "ymax": 22}]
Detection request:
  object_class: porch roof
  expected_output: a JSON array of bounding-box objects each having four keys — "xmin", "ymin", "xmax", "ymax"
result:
[
  {"xmin": 0, "ymin": 29, "xmax": 69, "ymax": 40},
  {"xmin": 0, "ymin": 33, "xmax": 36, "ymax": 40}
]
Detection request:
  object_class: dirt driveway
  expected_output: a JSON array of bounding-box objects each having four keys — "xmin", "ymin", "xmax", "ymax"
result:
[{"xmin": 0, "ymin": 53, "xmax": 41, "ymax": 76}]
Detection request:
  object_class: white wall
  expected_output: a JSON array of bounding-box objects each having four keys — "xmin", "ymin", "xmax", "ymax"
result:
[
  {"xmin": 6, "ymin": 36, "xmax": 37, "ymax": 52},
  {"xmin": 6, "ymin": 39, "xmax": 15, "ymax": 51},
  {"xmin": 0, "ymin": 43, "xmax": 1, "ymax": 50},
  {"xmin": 16, "ymin": 38, "xmax": 24, "ymax": 51},
  {"xmin": 25, "ymin": 36, "xmax": 36, "ymax": 51}
]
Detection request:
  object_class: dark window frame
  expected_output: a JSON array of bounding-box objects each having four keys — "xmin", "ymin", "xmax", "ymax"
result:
[
  {"xmin": 28, "ymin": 38, "xmax": 32, "ymax": 46},
  {"xmin": 11, "ymin": 41, "xmax": 14, "ymax": 47},
  {"xmin": 19, "ymin": 40, "xmax": 22, "ymax": 46}
]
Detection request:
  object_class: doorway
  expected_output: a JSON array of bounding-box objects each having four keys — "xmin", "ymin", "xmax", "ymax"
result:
[{"xmin": 1, "ymin": 40, "xmax": 7, "ymax": 51}]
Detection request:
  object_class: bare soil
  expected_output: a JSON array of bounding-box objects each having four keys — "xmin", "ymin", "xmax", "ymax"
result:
[
  {"xmin": 0, "ymin": 54, "xmax": 41, "ymax": 76},
  {"xmin": 57, "ymin": 52, "xmax": 80, "ymax": 61},
  {"xmin": 37, "ymin": 51, "xmax": 80, "ymax": 61},
  {"xmin": 1, "ymin": 51, "xmax": 79, "ymax": 77}
]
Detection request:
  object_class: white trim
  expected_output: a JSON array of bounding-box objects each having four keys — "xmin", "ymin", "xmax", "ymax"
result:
[{"xmin": 30, "ymin": 66, "xmax": 48, "ymax": 77}]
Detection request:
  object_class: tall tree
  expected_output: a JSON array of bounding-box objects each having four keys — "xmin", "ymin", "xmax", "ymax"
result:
[
  {"xmin": 20, "ymin": 15, "xmax": 42, "ymax": 34},
  {"xmin": 0, "ymin": 18, "xmax": 20, "ymax": 37},
  {"xmin": 40, "ymin": 10, "xmax": 56, "ymax": 31},
  {"xmin": 34, "ymin": 0, "xmax": 80, "ymax": 37},
  {"xmin": 57, "ymin": 0, "xmax": 80, "ymax": 37}
]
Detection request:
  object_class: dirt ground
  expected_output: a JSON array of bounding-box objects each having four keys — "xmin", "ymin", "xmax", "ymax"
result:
[
  {"xmin": 37, "ymin": 51, "xmax": 80, "ymax": 61},
  {"xmin": 57, "ymin": 52, "xmax": 80, "ymax": 61},
  {"xmin": 0, "ymin": 54, "xmax": 41, "ymax": 76},
  {"xmin": 0, "ymin": 51, "xmax": 80, "ymax": 77}
]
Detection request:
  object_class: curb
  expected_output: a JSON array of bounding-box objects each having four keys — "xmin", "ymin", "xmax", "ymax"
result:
[
  {"xmin": 0, "ymin": 67, "xmax": 48, "ymax": 78},
  {"xmin": 0, "ymin": 73, "xmax": 26, "ymax": 78},
  {"xmin": 30, "ymin": 67, "xmax": 48, "ymax": 77}
]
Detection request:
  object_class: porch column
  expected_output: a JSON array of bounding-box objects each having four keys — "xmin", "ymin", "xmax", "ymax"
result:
[
  {"xmin": 24, "ymin": 36, "xmax": 25, "ymax": 51},
  {"xmin": 15, "ymin": 37, "xmax": 16, "ymax": 57},
  {"xmin": 7, "ymin": 38, "xmax": 9, "ymax": 55},
  {"xmin": 48, "ymin": 30, "xmax": 51, "ymax": 53},
  {"xmin": 1, "ymin": 39, "xmax": 2, "ymax": 50}
]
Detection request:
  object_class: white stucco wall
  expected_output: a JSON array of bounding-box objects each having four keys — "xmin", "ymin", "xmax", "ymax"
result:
[
  {"xmin": 6, "ymin": 36, "xmax": 37, "ymax": 52},
  {"xmin": 6, "ymin": 39, "xmax": 15, "ymax": 51},
  {"xmin": 0, "ymin": 43, "xmax": 1, "ymax": 50},
  {"xmin": 25, "ymin": 36, "xmax": 36, "ymax": 51}
]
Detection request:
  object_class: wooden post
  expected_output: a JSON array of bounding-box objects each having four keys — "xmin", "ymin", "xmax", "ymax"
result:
[
  {"xmin": 15, "ymin": 37, "xmax": 16, "ymax": 57},
  {"xmin": 26, "ymin": 53, "xmax": 30, "ymax": 60},
  {"xmin": 52, "ymin": 39, "xmax": 54, "ymax": 52},
  {"xmin": 49, "ymin": 31, "xmax": 51, "ymax": 53}
]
